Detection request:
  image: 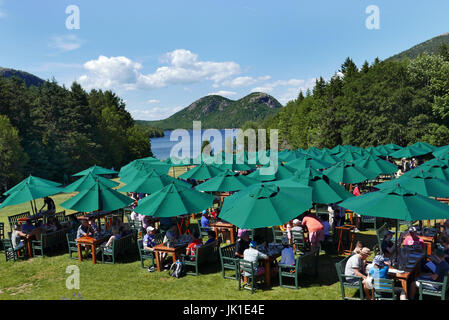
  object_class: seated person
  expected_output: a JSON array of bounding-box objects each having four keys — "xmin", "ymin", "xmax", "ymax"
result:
[
  {"xmin": 210, "ymin": 208, "xmax": 218, "ymax": 220},
  {"xmin": 104, "ymin": 227, "xmax": 121, "ymax": 248},
  {"xmin": 353, "ymin": 241, "xmax": 364, "ymax": 255},
  {"xmin": 344, "ymin": 247, "xmax": 371, "ymax": 298},
  {"xmin": 21, "ymin": 220, "xmax": 35, "ymax": 234},
  {"xmin": 185, "ymin": 232, "xmax": 203, "ymax": 260},
  {"xmin": 205, "ymin": 230, "xmax": 217, "ymax": 245},
  {"xmin": 409, "ymin": 246, "xmax": 449, "ymax": 299},
  {"xmin": 76, "ymin": 219, "xmax": 92, "ymax": 239},
  {"xmin": 291, "ymin": 219, "xmax": 303, "ymax": 232},
  {"xmin": 235, "ymin": 231, "xmax": 251, "ymax": 258},
  {"xmin": 11, "ymin": 223, "xmax": 27, "ymax": 251},
  {"xmin": 439, "ymin": 235, "xmax": 449, "ymax": 263},
  {"xmin": 45, "ymin": 216, "xmax": 62, "ymax": 232},
  {"xmin": 279, "ymin": 238, "xmax": 295, "ymax": 266},
  {"xmin": 243, "ymin": 241, "xmax": 269, "ymax": 276},
  {"xmin": 200, "ymin": 210, "xmax": 210, "ymax": 231},
  {"xmin": 321, "ymin": 215, "xmax": 331, "ymax": 239},
  {"xmin": 163, "ymin": 224, "xmax": 179, "ymax": 245},
  {"xmin": 381, "ymin": 230, "xmax": 396, "ymax": 258},
  {"xmin": 143, "ymin": 226, "xmax": 156, "ymax": 251},
  {"xmin": 88, "ymin": 217, "xmax": 99, "ymax": 235},
  {"xmin": 68, "ymin": 215, "xmax": 80, "ymax": 235},
  {"xmin": 40, "ymin": 196, "xmax": 56, "ymax": 214},
  {"xmin": 402, "ymin": 227, "xmax": 426, "ymax": 252},
  {"xmin": 369, "ymin": 255, "xmax": 406, "ymax": 300},
  {"xmin": 159, "ymin": 217, "xmax": 172, "ymax": 233}
]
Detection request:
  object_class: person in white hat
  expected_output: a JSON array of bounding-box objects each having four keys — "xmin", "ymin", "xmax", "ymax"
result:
[{"xmin": 143, "ymin": 226, "xmax": 156, "ymax": 252}]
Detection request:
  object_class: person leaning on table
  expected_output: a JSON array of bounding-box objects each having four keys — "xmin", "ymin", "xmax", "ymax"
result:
[
  {"xmin": 235, "ymin": 231, "xmax": 251, "ymax": 259},
  {"xmin": 243, "ymin": 241, "xmax": 269, "ymax": 277},
  {"xmin": 344, "ymin": 247, "xmax": 372, "ymax": 299}
]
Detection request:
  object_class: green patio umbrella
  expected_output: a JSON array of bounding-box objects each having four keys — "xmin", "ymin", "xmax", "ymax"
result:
[
  {"xmin": 247, "ymin": 163, "xmax": 295, "ymax": 182},
  {"xmin": 214, "ymin": 161, "xmax": 254, "ymax": 172},
  {"xmin": 335, "ymin": 149, "xmax": 364, "ymax": 162},
  {"xmin": 329, "ymin": 145, "xmax": 347, "ymax": 155},
  {"xmin": 305, "ymin": 147, "xmax": 322, "ymax": 158},
  {"xmin": 432, "ymin": 145, "xmax": 449, "ymax": 158},
  {"xmin": 178, "ymin": 163, "xmax": 225, "ymax": 180},
  {"xmin": 62, "ymin": 172, "xmax": 119, "ymax": 193},
  {"xmin": 195, "ymin": 170, "xmax": 259, "ymax": 192},
  {"xmin": 323, "ymin": 160, "xmax": 373, "ymax": 184},
  {"xmin": 134, "ymin": 183, "xmax": 214, "ymax": 217},
  {"xmin": 412, "ymin": 159, "xmax": 449, "ymax": 180},
  {"xmin": 164, "ymin": 156, "xmax": 193, "ymax": 167},
  {"xmin": 119, "ymin": 157, "xmax": 170, "ymax": 178},
  {"xmin": 60, "ymin": 180, "xmax": 133, "ymax": 213},
  {"xmin": 118, "ymin": 169, "xmax": 192, "ymax": 194},
  {"xmin": 285, "ymin": 156, "xmax": 332, "ymax": 171},
  {"xmin": 4, "ymin": 175, "xmax": 61, "ymax": 196},
  {"xmin": 384, "ymin": 143, "xmax": 403, "ymax": 152},
  {"xmin": 120, "ymin": 161, "xmax": 171, "ymax": 184},
  {"xmin": 0, "ymin": 183, "xmax": 62, "ymax": 213},
  {"xmin": 339, "ymin": 184, "xmax": 449, "ymax": 221},
  {"xmin": 315, "ymin": 151, "xmax": 342, "ymax": 164},
  {"xmin": 410, "ymin": 142, "xmax": 436, "ymax": 153},
  {"xmin": 374, "ymin": 145, "xmax": 392, "ymax": 157},
  {"xmin": 353, "ymin": 154, "xmax": 398, "ymax": 178},
  {"xmin": 72, "ymin": 165, "xmax": 118, "ymax": 177},
  {"xmin": 279, "ymin": 149, "xmax": 306, "ymax": 162},
  {"xmin": 219, "ymin": 183, "xmax": 313, "ymax": 229},
  {"xmin": 375, "ymin": 170, "xmax": 449, "ymax": 198},
  {"xmin": 270, "ymin": 168, "xmax": 353, "ymax": 204},
  {"xmin": 389, "ymin": 145, "xmax": 430, "ymax": 159},
  {"xmin": 365, "ymin": 146, "xmax": 385, "ymax": 157}
]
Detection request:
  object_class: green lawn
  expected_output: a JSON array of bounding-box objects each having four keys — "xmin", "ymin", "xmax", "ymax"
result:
[{"xmin": 0, "ymin": 169, "xmax": 374, "ymax": 300}]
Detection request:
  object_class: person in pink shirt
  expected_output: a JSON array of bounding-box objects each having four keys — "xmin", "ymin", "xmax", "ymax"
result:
[
  {"xmin": 301, "ymin": 212, "xmax": 324, "ymax": 250},
  {"xmin": 402, "ymin": 227, "xmax": 426, "ymax": 252}
]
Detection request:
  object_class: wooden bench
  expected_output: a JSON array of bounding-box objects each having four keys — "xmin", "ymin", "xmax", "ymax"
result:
[
  {"xmin": 335, "ymin": 254, "xmax": 365, "ymax": 300},
  {"xmin": 219, "ymin": 243, "xmax": 239, "ymax": 280},
  {"xmin": 32, "ymin": 228, "xmax": 70, "ymax": 257},
  {"xmin": 100, "ymin": 230, "xmax": 137, "ymax": 264},
  {"xmin": 181, "ymin": 240, "xmax": 218, "ymax": 275}
]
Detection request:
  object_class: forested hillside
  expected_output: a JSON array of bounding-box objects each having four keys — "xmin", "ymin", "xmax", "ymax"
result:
[
  {"xmin": 257, "ymin": 45, "xmax": 449, "ymax": 150},
  {"xmin": 0, "ymin": 77, "xmax": 152, "ymax": 191}
]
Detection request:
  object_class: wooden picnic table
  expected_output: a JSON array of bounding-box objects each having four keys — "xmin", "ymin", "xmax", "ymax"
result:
[
  {"xmin": 264, "ymin": 251, "xmax": 282, "ymax": 287},
  {"xmin": 210, "ymin": 221, "xmax": 236, "ymax": 244},
  {"xmin": 153, "ymin": 243, "xmax": 188, "ymax": 272},
  {"xmin": 387, "ymin": 251, "xmax": 425, "ymax": 298},
  {"xmin": 335, "ymin": 224, "xmax": 356, "ymax": 255},
  {"xmin": 76, "ymin": 235, "xmax": 108, "ymax": 264},
  {"xmin": 418, "ymin": 235, "xmax": 435, "ymax": 256}
]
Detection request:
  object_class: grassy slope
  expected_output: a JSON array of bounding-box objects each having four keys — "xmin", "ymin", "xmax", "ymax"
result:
[{"xmin": 0, "ymin": 169, "xmax": 375, "ymax": 300}]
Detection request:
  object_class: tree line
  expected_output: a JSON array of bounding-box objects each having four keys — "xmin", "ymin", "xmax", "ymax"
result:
[
  {"xmin": 247, "ymin": 44, "xmax": 449, "ymax": 151},
  {"xmin": 0, "ymin": 77, "xmax": 152, "ymax": 191}
]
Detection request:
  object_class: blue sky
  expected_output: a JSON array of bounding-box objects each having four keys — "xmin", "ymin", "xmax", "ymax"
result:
[{"xmin": 1, "ymin": 0, "xmax": 449, "ymax": 120}]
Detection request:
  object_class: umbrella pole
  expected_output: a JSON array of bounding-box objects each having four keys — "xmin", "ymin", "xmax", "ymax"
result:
[
  {"xmin": 33, "ymin": 199, "xmax": 37, "ymax": 215},
  {"xmin": 30, "ymin": 201, "xmax": 35, "ymax": 215},
  {"xmin": 394, "ymin": 219, "xmax": 399, "ymax": 265}
]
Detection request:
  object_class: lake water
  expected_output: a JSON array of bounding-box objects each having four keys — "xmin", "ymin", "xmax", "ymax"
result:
[{"xmin": 150, "ymin": 129, "xmax": 240, "ymax": 160}]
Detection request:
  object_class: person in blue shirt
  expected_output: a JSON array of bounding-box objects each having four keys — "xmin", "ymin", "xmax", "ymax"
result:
[
  {"xmin": 143, "ymin": 226, "xmax": 156, "ymax": 251},
  {"xmin": 279, "ymin": 238, "xmax": 295, "ymax": 266},
  {"xmin": 369, "ymin": 255, "xmax": 406, "ymax": 300},
  {"xmin": 200, "ymin": 210, "xmax": 210, "ymax": 231}
]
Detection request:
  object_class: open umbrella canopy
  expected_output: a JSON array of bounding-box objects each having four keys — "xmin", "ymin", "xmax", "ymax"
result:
[
  {"xmin": 384, "ymin": 143, "xmax": 403, "ymax": 152},
  {"xmin": 305, "ymin": 147, "xmax": 322, "ymax": 158},
  {"xmin": 278, "ymin": 149, "xmax": 306, "ymax": 162},
  {"xmin": 0, "ymin": 183, "xmax": 62, "ymax": 210},
  {"xmin": 119, "ymin": 157, "xmax": 170, "ymax": 178},
  {"xmin": 270, "ymin": 168, "xmax": 353, "ymax": 204},
  {"xmin": 247, "ymin": 163, "xmax": 295, "ymax": 182},
  {"xmin": 214, "ymin": 161, "xmax": 254, "ymax": 172},
  {"xmin": 120, "ymin": 160, "xmax": 171, "ymax": 184},
  {"xmin": 375, "ymin": 170, "xmax": 449, "ymax": 198},
  {"xmin": 220, "ymin": 183, "xmax": 312, "ymax": 229},
  {"xmin": 374, "ymin": 145, "xmax": 392, "ymax": 157},
  {"xmin": 410, "ymin": 142, "xmax": 436, "ymax": 153},
  {"xmin": 353, "ymin": 154, "xmax": 398, "ymax": 178},
  {"xmin": 62, "ymin": 172, "xmax": 119, "ymax": 193},
  {"xmin": 433, "ymin": 145, "xmax": 449, "ymax": 158},
  {"xmin": 72, "ymin": 165, "xmax": 118, "ymax": 177},
  {"xmin": 315, "ymin": 151, "xmax": 342, "ymax": 164},
  {"xmin": 134, "ymin": 183, "xmax": 214, "ymax": 217},
  {"xmin": 178, "ymin": 163, "xmax": 225, "ymax": 180},
  {"xmin": 323, "ymin": 160, "xmax": 373, "ymax": 184},
  {"xmin": 195, "ymin": 170, "xmax": 259, "ymax": 192},
  {"xmin": 335, "ymin": 149, "xmax": 364, "ymax": 162},
  {"xmin": 339, "ymin": 184, "xmax": 449, "ymax": 221},
  {"xmin": 60, "ymin": 180, "xmax": 133, "ymax": 213},
  {"xmin": 412, "ymin": 159, "xmax": 449, "ymax": 180},
  {"xmin": 164, "ymin": 157, "xmax": 193, "ymax": 167},
  {"xmin": 329, "ymin": 145, "xmax": 347, "ymax": 155},
  {"xmin": 119, "ymin": 169, "xmax": 192, "ymax": 194},
  {"xmin": 389, "ymin": 145, "xmax": 430, "ymax": 159},
  {"xmin": 285, "ymin": 156, "xmax": 332, "ymax": 171},
  {"xmin": 4, "ymin": 175, "xmax": 61, "ymax": 196},
  {"xmin": 365, "ymin": 146, "xmax": 385, "ymax": 157}
]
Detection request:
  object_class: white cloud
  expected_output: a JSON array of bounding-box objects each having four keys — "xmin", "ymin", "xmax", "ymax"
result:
[
  {"xmin": 0, "ymin": 0, "xmax": 6, "ymax": 18},
  {"xmin": 147, "ymin": 99, "xmax": 160, "ymax": 104},
  {"xmin": 130, "ymin": 106, "xmax": 184, "ymax": 121},
  {"xmin": 49, "ymin": 34, "xmax": 83, "ymax": 52},
  {"xmin": 208, "ymin": 90, "xmax": 237, "ymax": 97},
  {"xmin": 79, "ymin": 49, "xmax": 241, "ymax": 91},
  {"xmin": 218, "ymin": 75, "xmax": 271, "ymax": 88}
]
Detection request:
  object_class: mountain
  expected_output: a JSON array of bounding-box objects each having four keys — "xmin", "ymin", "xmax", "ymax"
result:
[
  {"xmin": 388, "ymin": 32, "xmax": 449, "ymax": 61},
  {"xmin": 0, "ymin": 67, "xmax": 45, "ymax": 87},
  {"xmin": 143, "ymin": 92, "xmax": 283, "ymax": 129}
]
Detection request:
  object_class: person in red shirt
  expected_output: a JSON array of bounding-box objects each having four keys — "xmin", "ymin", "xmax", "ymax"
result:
[
  {"xmin": 301, "ymin": 212, "xmax": 324, "ymax": 250},
  {"xmin": 185, "ymin": 232, "xmax": 203, "ymax": 260},
  {"xmin": 402, "ymin": 227, "xmax": 426, "ymax": 252}
]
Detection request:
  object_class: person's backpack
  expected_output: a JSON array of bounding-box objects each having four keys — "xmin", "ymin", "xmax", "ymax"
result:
[{"xmin": 169, "ymin": 259, "xmax": 185, "ymax": 278}]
